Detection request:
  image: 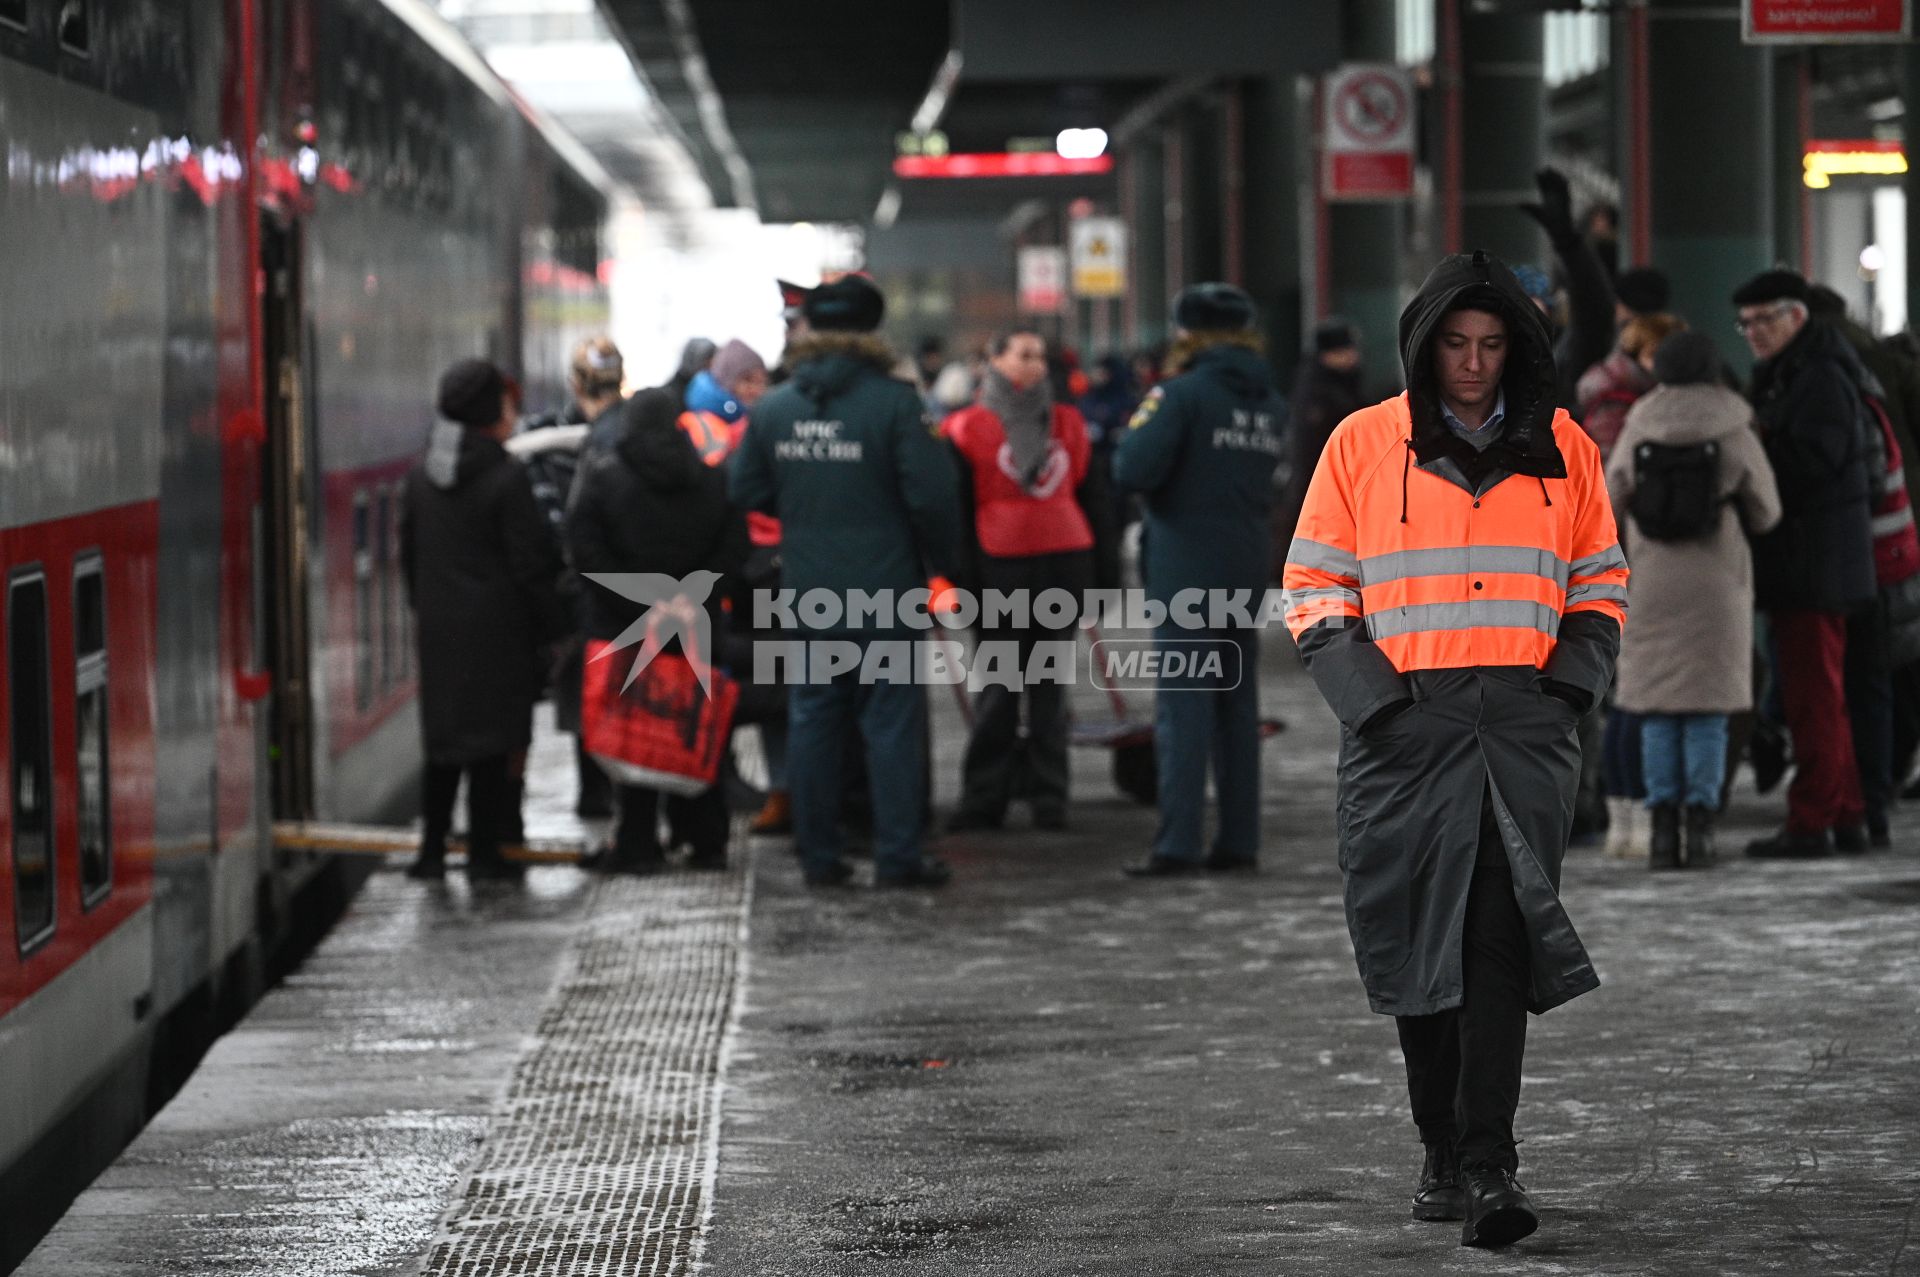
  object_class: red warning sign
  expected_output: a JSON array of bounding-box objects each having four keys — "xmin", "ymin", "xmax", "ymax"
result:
[{"xmin": 1323, "ymin": 63, "xmax": 1415, "ymax": 201}]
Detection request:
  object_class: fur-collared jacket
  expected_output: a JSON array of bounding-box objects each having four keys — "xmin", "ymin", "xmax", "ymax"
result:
[{"xmin": 728, "ymin": 333, "xmax": 962, "ymax": 631}]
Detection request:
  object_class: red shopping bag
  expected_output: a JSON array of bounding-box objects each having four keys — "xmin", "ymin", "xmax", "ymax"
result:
[{"xmin": 582, "ymin": 636, "xmax": 738, "ymax": 796}]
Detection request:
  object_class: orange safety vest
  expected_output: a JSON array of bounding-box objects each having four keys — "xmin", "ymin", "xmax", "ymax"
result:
[
  {"xmin": 678, "ymin": 409, "xmax": 734, "ymax": 467},
  {"xmin": 1284, "ymin": 393, "xmax": 1627, "ymax": 673}
]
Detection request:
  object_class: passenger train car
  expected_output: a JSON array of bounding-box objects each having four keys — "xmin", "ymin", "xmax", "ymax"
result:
[{"xmin": 0, "ymin": 0, "xmax": 608, "ymax": 1258}]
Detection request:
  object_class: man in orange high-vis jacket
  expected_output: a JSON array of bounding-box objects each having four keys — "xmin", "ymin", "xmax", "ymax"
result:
[{"xmin": 1284, "ymin": 251, "xmax": 1627, "ymax": 1250}]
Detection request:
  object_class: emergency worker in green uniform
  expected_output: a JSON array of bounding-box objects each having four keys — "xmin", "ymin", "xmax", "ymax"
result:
[{"xmin": 1112, "ymin": 285, "xmax": 1287, "ymax": 876}]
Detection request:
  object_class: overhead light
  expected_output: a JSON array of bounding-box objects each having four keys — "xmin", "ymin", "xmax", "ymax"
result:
[
  {"xmin": 893, "ymin": 153, "xmax": 1114, "ymax": 179},
  {"xmin": 1055, "ymin": 128, "xmax": 1108, "ymax": 160},
  {"xmin": 873, "ymin": 187, "xmax": 902, "ymax": 229}
]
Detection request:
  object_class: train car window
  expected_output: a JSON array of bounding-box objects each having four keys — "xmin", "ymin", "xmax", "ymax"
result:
[
  {"xmin": 11, "ymin": 571, "xmax": 55, "ymax": 953},
  {"xmin": 374, "ymin": 487, "xmax": 391, "ymax": 691},
  {"xmin": 354, "ymin": 491, "xmax": 372, "ymax": 711},
  {"xmin": 0, "ymin": 0, "xmax": 27, "ymax": 33},
  {"xmin": 74, "ymin": 557, "xmax": 111, "ymax": 907},
  {"xmin": 56, "ymin": 0, "xmax": 87, "ymax": 53}
]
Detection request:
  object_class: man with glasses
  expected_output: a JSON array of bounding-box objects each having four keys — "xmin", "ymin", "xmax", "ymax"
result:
[{"xmin": 1734, "ymin": 270, "xmax": 1877, "ymax": 857}]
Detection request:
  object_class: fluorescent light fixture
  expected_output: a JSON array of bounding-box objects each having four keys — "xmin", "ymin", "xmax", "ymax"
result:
[{"xmin": 1055, "ymin": 128, "xmax": 1108, "ymax": 160}]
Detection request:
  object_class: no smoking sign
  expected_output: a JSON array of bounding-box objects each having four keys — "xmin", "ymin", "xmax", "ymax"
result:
[{"xmin": 1323, "ymin": 62, "xmax": 1415, "ymax": 201}]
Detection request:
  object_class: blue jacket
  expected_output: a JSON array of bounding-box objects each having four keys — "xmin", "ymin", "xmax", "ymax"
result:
[{"xmin": 1112, "ymin": 340, "xmax": 1288, "ymax": 603}]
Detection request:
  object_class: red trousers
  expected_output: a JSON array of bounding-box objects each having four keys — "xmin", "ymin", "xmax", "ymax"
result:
[{"xmin": 1773, "ymin": 609, "xmax": 1864, "ymax": 833}]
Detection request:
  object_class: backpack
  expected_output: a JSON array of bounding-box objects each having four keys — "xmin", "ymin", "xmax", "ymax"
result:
[{"xmin": 1629, "ymin": 440, "xmax": 1723, "ymax": 541}]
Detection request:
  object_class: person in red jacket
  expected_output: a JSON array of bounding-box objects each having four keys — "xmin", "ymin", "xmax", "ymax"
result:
[{"xmin": 945, "ymin": 329, "xmax": 1097, "ymax": 830}]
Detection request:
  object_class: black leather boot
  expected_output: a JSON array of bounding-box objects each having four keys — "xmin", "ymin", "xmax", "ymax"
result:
[
  {"xmin": 1460, "ymin": 1164, "xmax": 1537, "ymax": 1248},
  {"xmin": 1683, "ymin": 805, "xmax": 1717, "ymax": 867},
  {"xmin": 1411, "ymin": 1142, "xmax": 1466, "ymax": 1221},
  {"xmin": 1648, "ymin": 804, "xmax": 1681, "ymax": 871}
]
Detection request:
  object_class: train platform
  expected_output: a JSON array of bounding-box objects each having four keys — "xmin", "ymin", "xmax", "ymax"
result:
[{"xmin": 19, "ymin": 652, "xmax": 1920, "ymax": 1276}]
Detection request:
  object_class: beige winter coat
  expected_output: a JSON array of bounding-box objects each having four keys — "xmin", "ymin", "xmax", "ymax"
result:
[{"xmin": 1606, "ymin": 383, "xmax": 1783, "ymax": 714}]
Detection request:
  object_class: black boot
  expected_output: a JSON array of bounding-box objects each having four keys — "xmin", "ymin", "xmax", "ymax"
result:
[
  {"xmin": 1411, "ymin": 1142, "xmax": 1466, "ymax": 1222},
  {"xmin": 404, "ymin": 846, "xmax": 447, "ymax": 880},
  {"xmin": 1648, "ymin": 804, "xmax": 1681, "ymax": 871},
  {"xmin": 1683, "ymin": 805, "xmax": 1717, "ymax": 867},
  {"xmin": 1460, "ymin": 1164, "xmax": 1537, "ymax": 1248}
]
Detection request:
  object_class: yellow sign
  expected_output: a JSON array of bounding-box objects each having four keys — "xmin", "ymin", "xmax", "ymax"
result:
[
  {"xmin": 1070, "ymin": 217, "xmax": 1127, "ymax": 299},
  {"xmin": 1803, "ymin": 142, "xmax": 1907, "ymax": 189}
]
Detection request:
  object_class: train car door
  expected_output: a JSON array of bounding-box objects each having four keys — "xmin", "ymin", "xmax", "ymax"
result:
[{"xmin": 258, "ymin": 213, "xmax": 315, "ymax": 820}]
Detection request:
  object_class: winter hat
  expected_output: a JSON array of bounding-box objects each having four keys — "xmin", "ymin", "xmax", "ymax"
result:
[
  {"xmin": 1172, "ymin": 283, "xmax": 1256, "ymax": 332},
  {"xmin": 437, "ymin": 358, "xmax": 510, "ymax": 428},
  {"xmin": 1512, "ymin": 264, "xmax": 1554, "ymax": 308},
  {"xmin": 801, "ymin": 275, "xmax": 886, "ymax": 332},
  {"xmin": 623, "ymin": 386, "xmax": 681, "ymax": 435},
  {"xmin": 1313, "ymin": 320, "xmax": 1358, "ymax": 353},
  {"xmin": 1614, "ymin": 267, "xmax": 1671, "ymax": 316},
  {"xmin": 710, "ymin": 339, "xmax": 767, "ymax": 391},
  {"xmin": 1732, "ymin": 269, "xmax": 1810, "ymax": 307},
  {"xmin": 1651, "ymin": 330, "xmax": 1723, "ymax": 387}
]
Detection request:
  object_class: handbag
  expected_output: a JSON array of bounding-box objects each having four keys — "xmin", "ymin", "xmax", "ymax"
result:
[{"xmin": 581, "ymin": 601, "xmax": 738, "ymax": 796}]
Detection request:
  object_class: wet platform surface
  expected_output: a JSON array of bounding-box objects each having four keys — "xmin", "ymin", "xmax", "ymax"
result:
[{"xmin": 21, "ymin": 655, "xmax": 1920, "ymax": 1276}]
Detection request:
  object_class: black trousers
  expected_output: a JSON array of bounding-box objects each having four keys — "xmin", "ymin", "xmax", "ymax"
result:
[
  {"xmin": 957, "ymin": 550, "xmax": 1090, "ymax": 821},
  {"xmin": 422, "ymin": 754, "xmax": 517, "ymax": 864},
  {"xmin": 614, "ymin": 783, "xmax": 728, "ymax": 861},
  {"xmin": 1394, "ymin": 848, "xmax": 1531, "ymax": 1174}
]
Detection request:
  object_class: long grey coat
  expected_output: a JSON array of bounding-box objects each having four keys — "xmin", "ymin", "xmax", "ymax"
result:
[{"xmin": 1606, "ymin": 384, "xmax": 1782, "ymax": 714}]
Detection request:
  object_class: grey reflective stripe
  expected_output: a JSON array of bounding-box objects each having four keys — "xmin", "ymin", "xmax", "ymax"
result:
[
  {"xmin": 1358, "ymin": 544, "xmax": 1569, "ymax": 588},
  {"xmin": 1569, "ymin": 544, "xmax": 1627, "ymax": 580},
  {"xmin": 1284, "ymin": 586, "xmax": 1362, "ymax": 613},
  {"xmin": 1364, "ymin": 600, "xmax": 1562, "ymax": 641},
  {"xmin": 1287, "ymin": 537, "xmax": 1361, "ymax": 581},
  {"xmin": 1873, "ymin": 507, "xmax": 1915, "ymax": 538},
  {"xmin": 1565, "ymin": 583, "xmax": 1629, "ymax": 607},
  {"xmin": 1886, "ymin": 470, "xmax": 1907, "ymax": 496}
]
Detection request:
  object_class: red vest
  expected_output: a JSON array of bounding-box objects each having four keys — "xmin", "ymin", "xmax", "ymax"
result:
[{"xmin": 944, "ymin": 403, "xmax": 1094, "ymax": 559}]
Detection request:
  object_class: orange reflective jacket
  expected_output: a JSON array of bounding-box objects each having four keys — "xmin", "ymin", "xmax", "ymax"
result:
[{"xmin": 1284, "ymin": 392, "xmax": 1627, "ymax": 673}]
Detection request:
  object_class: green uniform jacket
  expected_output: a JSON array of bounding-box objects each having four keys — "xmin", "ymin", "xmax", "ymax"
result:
[
  {"xmin": 730, "ymin": 333, "xmax": 961, "ymax": 632},
  {"xmin": 1112, "ymin": 340, "xmax": 1288, "ymax": 605}
]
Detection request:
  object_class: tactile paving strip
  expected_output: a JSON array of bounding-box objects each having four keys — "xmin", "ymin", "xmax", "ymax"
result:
[{"xmin": 421, "ymin": 862, "xmax": 751, "ymax": 1275}]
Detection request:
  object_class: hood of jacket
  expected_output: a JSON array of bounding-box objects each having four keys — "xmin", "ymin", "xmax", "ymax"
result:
[
  {"xmin": 788, "ymin": 332, "xmax": 896, "ymax": 405},
  {"xmin": 1400, "ymin": 251, "xmax": 1565, "ymax": 479},
  {"xmin": 424, "ymin": 420, "xmax": 508, "ymax": 490},
  {"xmin": 1623, "ymin": 382, "xmax": 1755, "ymax": 447},
  {"xmin": 684, "ymin": 369, "xmax": 744, "ymax": 422},
  {"xmin": 614, "ymin": 388, "xmax": 705, "ymax": 493}
]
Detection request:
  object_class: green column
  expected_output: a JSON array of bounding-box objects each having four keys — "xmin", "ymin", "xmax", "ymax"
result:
[
  {"xmin": 1128, "ymin": 131, "xmax": 1168, "ymax": 349},
  {"xmin": 1330, "ymin": 0, "xmax": 1405, "ymax": 393},
  {"xmin": 1459, "ymin": 7, "xmax": 1545, "ymax": 266},
  {"xmin": 1905, "ymin": 40, "xmax": 1920, "ymax": 331},
  {"xmin": 1243, "ymin": 75, "xmax": 1305, "ymax": 377},
  {"xmin": 1647, "ymin": 1, "xmax": 1773, "ymax": 371}
]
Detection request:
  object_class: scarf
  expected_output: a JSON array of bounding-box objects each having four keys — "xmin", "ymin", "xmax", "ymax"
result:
[{"xmin": 979, "ymin": 368, "xmax": 1054, "ymax": 491}]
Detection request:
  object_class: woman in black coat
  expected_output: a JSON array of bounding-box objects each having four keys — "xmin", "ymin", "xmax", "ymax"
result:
[
  {"xmin": 567, "ymin": 388, "xmax": 749, "ymax": 872},
  {"xmin": 401, "ymin": 360, "xmax": 570, "ymax": 880}
]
